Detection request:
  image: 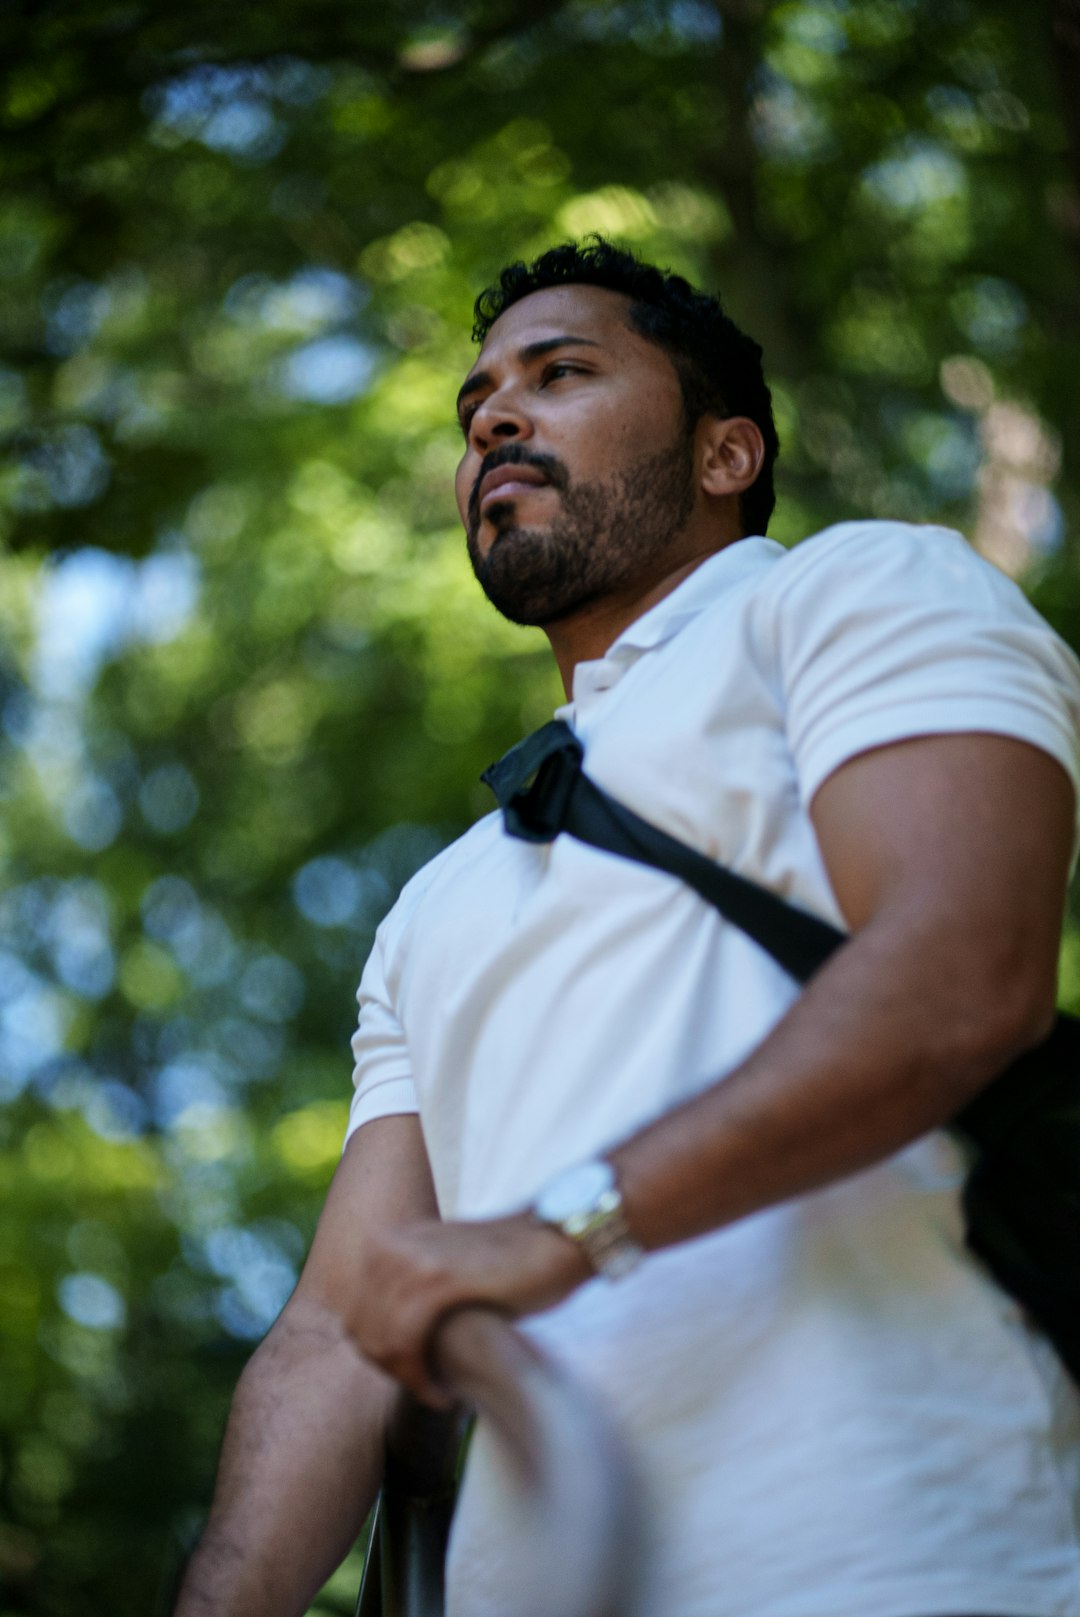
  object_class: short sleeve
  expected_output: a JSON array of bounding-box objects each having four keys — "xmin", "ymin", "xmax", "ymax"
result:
[
  {"xmin": 763, "ymin": 522, "xmax": 1080, "ymax": 807},
  {"xmin": 344, "ymin": 922, "xmax": 419, "ymax": 1148}
]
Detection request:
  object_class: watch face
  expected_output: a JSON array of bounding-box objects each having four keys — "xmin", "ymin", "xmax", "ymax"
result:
[{"xmin": 535, "ymin": 1159, "xmax": 616, "ymax": 1225}]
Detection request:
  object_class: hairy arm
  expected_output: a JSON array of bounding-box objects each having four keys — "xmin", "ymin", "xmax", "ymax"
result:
[
  {"xmin": 173, "ymin": 1114, "xmax": 438, "ymax": 1617},
  {"xmin": 341, "ymin": 733, "xmax": 1076, "ymax": 1399}
]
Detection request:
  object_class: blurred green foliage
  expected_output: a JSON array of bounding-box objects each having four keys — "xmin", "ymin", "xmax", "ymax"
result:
[{"xmin": 2, "ymin": 1, "xmax": 1080, "ymax": 1611}]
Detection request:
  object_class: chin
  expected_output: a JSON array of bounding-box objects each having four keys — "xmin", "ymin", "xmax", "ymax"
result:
[{"xmin": 478, "ymin": 566, "xmax": 601, "ymax": 629}]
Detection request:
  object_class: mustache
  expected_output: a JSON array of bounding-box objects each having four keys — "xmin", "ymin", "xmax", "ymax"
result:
[{"xmin": 468, "ymin": 446, "xmax": 569, "ymax": 530}]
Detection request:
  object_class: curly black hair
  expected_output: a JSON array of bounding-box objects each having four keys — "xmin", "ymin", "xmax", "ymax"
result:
[{"xmin": 471, "ymin": 237, "xmax": 779, "ymax": 536}]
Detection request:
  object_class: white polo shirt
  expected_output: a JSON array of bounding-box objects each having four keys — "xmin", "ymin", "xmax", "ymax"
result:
[{"xmin": 347, "ymin": 521, "xmax": 1080, "ymax": 1617}]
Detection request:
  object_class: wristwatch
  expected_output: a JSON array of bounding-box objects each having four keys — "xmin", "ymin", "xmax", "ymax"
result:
[{"xmin": 532, "ymin": 1158, "xmax": 644, "ymax": 1280}]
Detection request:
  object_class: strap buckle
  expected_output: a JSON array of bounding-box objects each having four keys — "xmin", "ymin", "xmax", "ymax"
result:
[{"xmin": 481, "ymin": 720, "xmax": 584, "ymax": 843}]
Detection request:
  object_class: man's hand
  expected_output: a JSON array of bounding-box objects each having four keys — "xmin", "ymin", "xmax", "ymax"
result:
[{"xmin": 330, "ymin": 1212, "xmax": 589, "ymax": 1406}]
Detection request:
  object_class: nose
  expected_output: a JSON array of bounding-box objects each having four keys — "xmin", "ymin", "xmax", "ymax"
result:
[{"xmin": 467, "ymin": 388, "xmax": 533, "ymax": 454}]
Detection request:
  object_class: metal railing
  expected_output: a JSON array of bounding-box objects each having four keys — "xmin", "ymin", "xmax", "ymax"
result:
[{"xmin": 355, "ymin": 1307, "xmax": 643, "ymax": 1617}]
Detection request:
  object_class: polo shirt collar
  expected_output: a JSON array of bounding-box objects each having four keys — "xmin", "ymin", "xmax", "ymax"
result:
[
  {"xmin": 559, "ymin": 537, "xmax": 783, "ymax": 714},
  {"xmin": 612, "ymin": 536, "xmax": 782, "ymax": 654}
]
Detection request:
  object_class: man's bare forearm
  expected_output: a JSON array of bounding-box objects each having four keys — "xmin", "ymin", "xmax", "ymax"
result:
[
  {"xmin": 173, "ymin": 1295, "xmax": 397, "ymax": 1617},
  {"xmin": 608, "ymin": 898, "xmax": 1049, "ymax": 1254}
]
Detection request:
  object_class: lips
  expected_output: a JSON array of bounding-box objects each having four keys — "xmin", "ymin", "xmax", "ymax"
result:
[{"xmin": 478, "ymin": 463, "xmax": 551, "ymax": 511}]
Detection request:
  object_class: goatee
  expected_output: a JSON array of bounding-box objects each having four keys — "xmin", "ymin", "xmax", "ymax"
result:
[{"xmin": 467, "ymin": 434, "xmax": 696, "ymax": 627}]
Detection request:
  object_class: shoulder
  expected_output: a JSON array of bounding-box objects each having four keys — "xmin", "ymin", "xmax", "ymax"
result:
[
  {"xmin": 747, "ymin": 520, "xmax": 1080, "ymax": 806},
  {"xmin": 751, "ymin": 518, "xmax": 1068, "ymax": 662},
  {"xmin": 371, "ymin": 811, "xmax": 503, "ymax": 956},
  {"xmin": 767, "ymin": 519, "xmax": 1017, "ymax": 606}
]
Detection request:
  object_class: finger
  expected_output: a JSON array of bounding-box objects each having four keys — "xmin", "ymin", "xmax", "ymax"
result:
[
  {"xmin": 413, "ymin": 1379, "xmax": 455, "ymax": 1412},
  {"xmin": 393, "ymin": 1356, "xmax": 455, "ymax": 1411},
  {"xmin": 374, "ymin": 1342, "xmax": 455, "ymax": 1410}
]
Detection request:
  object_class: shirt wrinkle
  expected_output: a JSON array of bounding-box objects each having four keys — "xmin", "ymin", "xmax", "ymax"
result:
[{"xmin": 347, "ymin": 518, "xmax": 1080, "ymax": 1617}]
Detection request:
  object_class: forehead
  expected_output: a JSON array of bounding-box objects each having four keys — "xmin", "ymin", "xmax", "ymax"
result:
[{"xmin": 467, "ymin": 283, "xmax": 652, "ymax": 377}]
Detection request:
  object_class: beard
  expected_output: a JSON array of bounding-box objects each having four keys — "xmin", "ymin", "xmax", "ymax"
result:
[{"xmin": 466, "ymin": 432, "xmax": 697, "ymax": 628}]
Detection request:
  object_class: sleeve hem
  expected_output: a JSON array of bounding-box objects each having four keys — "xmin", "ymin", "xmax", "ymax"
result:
[
  {"xmin": 798, "ymin": 704, "xmax": 1080, "ymax": 809},
  {"xmin": 343, "ymin": 1077, "xmax": 421, "ymax": 1151}
]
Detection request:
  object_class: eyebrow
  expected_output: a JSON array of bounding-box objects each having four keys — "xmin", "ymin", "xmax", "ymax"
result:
[{"xmin": 455, "ymin": 335, "xmax": 604, "ymax": 418}]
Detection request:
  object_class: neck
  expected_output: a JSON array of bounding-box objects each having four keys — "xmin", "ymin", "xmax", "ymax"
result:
[{"xmin": 544, "ymin": 542, "xmax": 738, "ymax": 698}]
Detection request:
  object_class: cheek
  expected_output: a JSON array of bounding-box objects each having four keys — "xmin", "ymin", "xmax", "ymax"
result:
[
  {"xmin": 454, "ymin": 460, "xmax": 473, "ymax": 520},
  {"xmin": 568, "ymin": 386, "xmax": 676, "ymax": 471}
]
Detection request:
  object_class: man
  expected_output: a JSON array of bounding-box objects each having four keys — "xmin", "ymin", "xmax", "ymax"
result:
[{"xmin": 176, "ymin": 240, "xmax": 1080, "ymax": 1617}]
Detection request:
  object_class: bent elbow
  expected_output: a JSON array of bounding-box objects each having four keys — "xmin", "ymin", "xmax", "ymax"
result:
[{"xmin": 948, "ymin": 958, "xmax": 1058, "ymax": 1091}]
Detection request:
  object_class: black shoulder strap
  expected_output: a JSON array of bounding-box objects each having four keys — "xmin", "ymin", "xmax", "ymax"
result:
[{"xmin": 482, "ymin": 720, "xmax": 847, "ymax": 985}]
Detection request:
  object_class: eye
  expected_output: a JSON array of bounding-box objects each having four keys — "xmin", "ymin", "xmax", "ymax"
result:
[
  {"xmin": 458, "ymin": 362, "xmax": 588, "ymax": 438},
  {"xmin": 541, "ymin": 361, "xmax": 584, "ymax": 386}
]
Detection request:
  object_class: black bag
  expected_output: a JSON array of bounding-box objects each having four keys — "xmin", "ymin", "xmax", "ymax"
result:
[{"xmin": 483, "ymin": 720, "xmax": 1080, "ymax": 1385}]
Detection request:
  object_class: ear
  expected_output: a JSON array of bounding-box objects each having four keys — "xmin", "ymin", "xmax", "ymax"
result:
[{"xmin": 698, "ymin": 416, "xmax": 766, "ymax": 500}]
